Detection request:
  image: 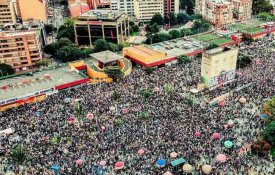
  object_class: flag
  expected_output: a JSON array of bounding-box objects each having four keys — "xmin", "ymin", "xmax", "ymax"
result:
[{"xmin": 111, "ymin": 30, "xmax": 114, "ymax": 39}]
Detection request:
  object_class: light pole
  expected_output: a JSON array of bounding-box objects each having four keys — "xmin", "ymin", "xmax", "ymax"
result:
[{"xmin": 150, "ymin": 34, "xmax": 155, "ymax": 45}]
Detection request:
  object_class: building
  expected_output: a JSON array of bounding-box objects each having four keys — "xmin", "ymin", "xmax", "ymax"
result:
[
  {"xmin": 110, "ymin": 0, "xmax": 134, "ymax": 16},
  {"xmin": 164, "ymin": 0, "xmax": 179, "ymax": 16},
  {"xmin": 195, "ymin": 0, "xmax": 252, "ymax": 28},
  {"xmin": 0, "ymin": 31, "xmax": 42, "ymax": 71},
  {"xmin": 17, "ymin": 0, "xmax": 48, "ymax": 22},
  {"xmin": 74, "ymin": 10, "xmax": 130, "ymax": 45},
  {"xmin": 69, "ymin": 0, "xmax": 90, "ymax": 17},
  {"xmin": 134, "ymin": 0, "xmax": 164, "ymax": 23},
  {"xmin": 0, "ymin": 0, "xmax": 16, "ymax": 26},
  {"xmin": 201, "ymin": 46, "xmax": 238, "ymax": 88}
]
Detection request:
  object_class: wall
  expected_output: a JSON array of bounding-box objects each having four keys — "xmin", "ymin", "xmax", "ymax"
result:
[{"xmin": 18, "ymin": 0, "xmax": 47, "ymax": 22}]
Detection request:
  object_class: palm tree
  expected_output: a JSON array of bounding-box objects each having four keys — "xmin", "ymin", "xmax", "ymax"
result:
[
  {"xmin": 10, "ymin": 145, "xmax": 28, "ymax": 165},
  {"xmin": 74, "ymin": 101, "xmax": 83, "ymax": 122}
]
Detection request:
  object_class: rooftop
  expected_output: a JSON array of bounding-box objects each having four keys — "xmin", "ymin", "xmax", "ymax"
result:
[
  {"xmin": 78, "ymin": 10, "xmax": 123, "ymax": 21},
  {"xmin": 90, "ymin": 50, "xmax": 122, "ymax": 64},
  {"xmin": 0, "ymin": 30, "xmax": 37, "ymax": 38}
]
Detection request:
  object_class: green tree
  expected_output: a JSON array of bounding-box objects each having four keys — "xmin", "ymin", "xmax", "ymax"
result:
[
  {"xmin": 118, "ymin": 42, "xmax": 130, "ymax": 51},
  {"xmin": 152, "ymin": 33, "xmax": 171, "ymax": 43},
  {"xmin": 180, "ymin": 0, "xmax": 195, "ymax": 15},
  {"xmin": 241, "ymin": 33, "xmax": 254, "ymax": 43},
  {"xmin": 252, "ymin": 0, "xmax": 274, "ymax": 15},
  {"xmin": 191, "ymin": 18, "xmax": 211, "ymax": 34},
  {"xmin": 251, "ymin": 140, "xmax": 272, "ymax": 156},
  {"xmin": 10, "ymin": 146, "xmax": 28, "ymax": 165},
  {"xmin": 145, "ymin": 67, "xmax": 156, "ymax": 74},
  {"xmin": 140, "ymin": 89, "xmax": 153, "ymax": 99},
  {"xmin": 81, "ymin": 48, "xmax": 93, "ymax": 58},
  {"xmin": 180, "ymin": 28, "xmax": 192, "ymax": 36},
  {"xmin": 206, "ymin": 43, "xmax": 219, "ymax": 50},
  {"xmin": 57, "ymin": 18, "xmax": 75, "ymax": 42},
  {"xmin": 44, "ymin": 43, "xmax": 57, "ymax": 56},
  {"xmin": 0, "ymin": 63, "xmax": 14, "ymax": 76},
  {"xmin": 56, "ymin": 37, "xmax": 74, "ymax": 48},
  {"xmin": 237, "ymin": 53, "xmax": 252, "ymax": 68},
  {"xmin": 164, "ymin": 13, "xmax": 178, "ymax": 26},
  {"xmin": 178, "ymin": 55, "xmax": 190, "ymax": 64},
  {"xmin": 164, "ymin": 83, "xmax": 174, "ymax": 94},
  {"xmin": 114, "ymin": 118, "xmax": 124, "ymax": 127},
  {"xmin": 44, "ymin": 24, "xmax": 55, "ymax": 34},
  {"xmin": 112, "ymin": 91, "xmax": 120, "ymax": 101},
  {"xmin": 146, "ymin": 23, "xmax": 160, "ymax": 34},
  {"xmin": 108, "ymin": 42, "xmax": 119, "ymax": 52},
  {"xmin": 35, "ymin": 59, "xmax": 50, "ymax": 67},
  {"xmin": 150, "ymin": 13, "xmax": 164, "ymax": 25},
  {"xmin": 104, "ymin": 66, "xmax": 124, "ymax": 82},
  {"xmin": 263, "ymin": 97, "xmax": 275, "ymax": 120},
  {"xmin": 60, "ymin": 0, "xmax": 68, "ymax": 6},
  {"xmin": 139, "ymin": 111, "xmax": 150, "ymax": 120},
  {"xmin": 257, "ymin": 12, "xmax": 275, "ymax": 21},
  {"xmin": 74, "ymin": 101, "xmax": 83, "ymax": 120},
  {"xmin": 93, "ymin": 39, "xmax": 109, "ymax": 52},
  {"xmin": 263, "ymin": 121, "xmax": 275, "ymax": 145},
  {"xmin": 169, "ymin": 30, "xmax": 181, "ymax": 39},
  {"xmin": 57, "ymin": 46, "xmax": 83, "ymax": 62},
  {"xmin": 177, "ymin": 13, "xmax": 190, "ymax": 24}
]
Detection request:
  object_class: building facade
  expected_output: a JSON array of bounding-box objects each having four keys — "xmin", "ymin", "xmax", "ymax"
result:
[
  {"xmin": 0, "ymin": 31, "xmax": 42, "ymax": 71},
  {"xmin": 134, "ymin": 0, "xmax": 164, "ymax": 23},
  {"xmin": 0, "ymin": 0, "xmax": 16, "ymax": 26},
  {"xmin": 74, "ymin": 10, "xmax": 130, "ymax": 46},
  {"xmin": 195, "ymin": 0, "xmax": 252, "ymax": 28},
  {"xmin": 164, "ymin": 0, "xmax": 179, "ymax": 17},
  {"xmin": 110, "ymin": 0, "xmax": 134, "ymax": 16},
  {"xmin": 17, "ymin": 0, "xmax": 48, "ymax": 22}
]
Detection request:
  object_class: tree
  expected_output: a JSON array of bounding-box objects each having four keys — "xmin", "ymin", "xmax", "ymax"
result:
[
  {"xmin": 164, "ymin": 83, "xmax": 174, "ymax": 94},
  {"xmin": 57, "ymin": 46, "xmax": 83, "ymax": 62},
  {"xmin": 263, "ymin": 97, "xmax": 275, "ymax": 121},
  {"xmin": 177, "ymin": 13, "xmax": 190, "ymax": 24},
  {"xmin": 169, "ymin": 30, "xmax": 181, "ymax": 39},
  {"xmin": 180, "ymin": 28, "xmax": 192, "ymax": 36},
  {"xmin": 44, "ymin": 24, "xmax": 55, "ymax": 34},
  {"xmin": 145, "ymin": 67, "xmax": 156, "ymax": 74},
  {"xmin": 139, "ymin": 111, "xmax": 150, "ymax": 120},
  {"xmin": 257, "ymin": 12, "xmax": 275, "ymax": 21},
  {"xmin": 44, "ymin": 43, "xmax": 57, "ymax": 56},
  {"xmin": 237, "ymin": 53, "xmax": 252, "ymax": 68},
  {"xmin": 104, "ymin": 66, "xmax": 124, "ymax": 82},
  {"xmin": 74, "ymin": 101, "xmax": 83, "ymax": 121},
  {"xmin": 35, "ymin": 59, "xmax": 50, "ymax": 67},
  {"xmin": 191, "ymin": 18, "xmax": 211, "ymax": 34},
  {"xmin": 146, "ymin": 23, "xmax": 160, "ymax": 34},
  {"xmin": 180, "ymin": 0, "xmax": 195, "ymax": 15},
  {"xmin": 0, "ymin": 63, "xmax": 14, "ymax": 76},
  {"xmin": 112, "ymin": 91, "xmax": 120, "ymax": 101},
  {"xmin": 152, "ymin": 33, "xmax": 171, "ymax": 43},
  {"xmin": 56, "ymin": 37, "xmax": 74, "ymax": 48},
  {"xmin": 263, "ymin": 121, "xmax": 275, "ymax": 145},
  {"xmin": 81, "ymin": 48, "xmax": 93, "ymax": 58},
  {"xmin": 178, "ymin": 55, "xmax": 190, "ymax": 64},
  {"xmin": 251, "ymin": 140, "xmax": 272, "ymax": 156},
  {"xmin": 93, "ymin": 39, "xmax": 109, "ymax": 52},
  {"xmin": 140, "ymin": 89, "xmax": 153, "ymax": 99},
  {"xmin": 10, "ymin": 146, "xmax": 28, "ymax": 165},
  {"xmin": 206, "ymin": 43, "xmax": 219, "ymax": 50},
  {"xmin": 164, "ymin": 13, "xmax": 178, "ymax": 26},
  {"xmin": 150, "ymin": 13, "xmax": 164, "ymax": 25},
  {"xmin": 108, "ymin": 42, "xmax": 119, "ymax": 52},
  {"xmin": 114, "ymin": 118, "xmax": 124, "ymax": 127},
  {"xmin": 60, "ymin": 0, "xmax": 68, "ymax": 6},
  {"xmin": 241, "ymin": 33, "xmax": 254, "ymax": 43},
  {"xmin": 118, "ymin": 42, "xmax": 130, "ymax": 51},
  {"xmin": 252, "ymin": 0, "xmax": 274, "ymax": 15},
  {"xmin": 57, "ymin": 18, "xmax": 75, "ymax": 42}
]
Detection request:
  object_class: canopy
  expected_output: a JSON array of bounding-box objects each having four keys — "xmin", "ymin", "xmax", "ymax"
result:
[
  {"xmin": 171, "ymin": 158, "xmax": 185, "ymax": 167},
  {"xmin": 227, "ymin": 119, "xmax": 234, "ymax": 126},
  {"xmin": 224, "ymin": 140, "xmax": 233, "ymax": 148},
  {"xmin": 75, "ymin": 159, "xmax": 83, "ymax": 165},
  {"xmin": 239, "ymin": 97, "xmax": 246, "ymax": 104},
  {"xmin": 182, "ymin": 163, "xmax": 192, "ymax": 173},
  {"xmin": 190, "ymin": 88, "xmax": 199, "ymax": 94},
  {"xmin": 195, "ymin": 131, "xmax": 201, "ymax": 137},
  {"xmin": 114, "ymin": 161, "xmax": 124, "ymax": 170},
  {"xmin": 170, "ymin": 152, "xmax": 178, "ymax": 158},
  {"xmin": 35, "ymin": 111, "xmax": 41, "ymax": 117},
  {"xmin": 0, "ymin": 128, "xmax": 14, "ymax": 135},
  {"xmin": 153, "ymin": 87, "xmax": 160, "ymax": 92},
  {"xmin": 138, "ymin": 149, "xmax": 145, "ymax": 155},
  {"xmin": 212, "ymin": 133, "xmax": 220, "ymax": 139},
  {"xmin": 156, "ymin": 159, "xmax": 166, "ymax": 167},
  {"xmin": 163, "ymin": 171, "xmax": 173, "ymax": 175},
  {"xmin": 216, "ymin": 154, "xmax": 226, "ymax": 163},
  {"xmin": 51, "ymin": 165, "xmax": 60, "ymax": 172},
  {"xmin": 202, "ymin": 165, "xmax": 212, "ymax": 174},
  {"xmin": 99, "ymin": 160, "xmax": 106, "ymax": 166},
  {"xmin": 64, "ymin": 98, "xmax": 71, "ymax": 103},
  {"xmin": 86, "ymin": 113, "xmax": 94, "ymax": 120},
  {"xmin": 109, "ymin": 106, "xmax": 115, "ymax": 111},
  {"xmin": 261, "ymin": 114, "xmax": 268, "ymax": 120}
]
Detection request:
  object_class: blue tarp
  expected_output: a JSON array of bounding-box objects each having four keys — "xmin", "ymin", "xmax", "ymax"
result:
[
  {"xmin": 171, "ymin": 158, "xmax": 186, "ymax": 167},
  {"xmin": 156, "ymin": 159, "xmax": 166, "ymax": 166},
  {"xmin": 51, "ymin": 165, "xmax": 60, "ymax": 172}
]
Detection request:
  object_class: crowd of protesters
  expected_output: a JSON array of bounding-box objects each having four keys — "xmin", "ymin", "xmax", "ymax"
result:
[{"xmin": 0, "ymin": 35, "xmax": 274, "ymax": 175}]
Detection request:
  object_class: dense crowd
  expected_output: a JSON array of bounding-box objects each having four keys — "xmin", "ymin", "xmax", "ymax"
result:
[{"xmin": 0, "ymin": 35, "xmax": 274, "ymax": 175}]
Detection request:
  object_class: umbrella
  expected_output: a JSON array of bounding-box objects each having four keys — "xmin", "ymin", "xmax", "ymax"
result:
[
  {"xmin": 110, "ymin": 106, "xmax": 115, "ymax": 111},
  {"xmin": 101, "ymin": 126, "xmax": 106, "ymax": 131},
  {"xmin": 121, "ymin": 108, "xmax": 128, "ymax": 114},
  {"xmin": 163, "ymin": 171, "xmax": 173, "ymax": 175},
  {"xmin": 64, "ymin": 98, "xmax": 71, "ymax": 103},
  {"xmin": 195, "ymin": 131, "xmax": 201, "ymax": 137},
  {"xmin": 114, "ymin": 161, "xmax": 124, "ymax": 170},
  {"xmin": 51, "ymin": 165, "xmax": 60, "ymax": 172},
  {"xmin": 170, "ymin": 152, "xmax": 178, "ymax": 158},
  {"xmin": 35, "ymin": 111, "xmax": 41, "ymax": 117},
  {"xmin": 86, "ymin": 113, "xmax": 94, "ymax": 120},
  {"xmin": 75, "ymin": 159, "xmax": 83, "ymax": 165},
  {"xmin": 182, "ymin": 163, "xmax": 192, "ymax": 173},
  {"xmin": 224, "ymin": 140, "xmax": 233, "ymax": 148},
  {"xmin": 156, "ymin": 159, "xmax": 166, "ymax": 167},
  {"xmin": 153, "ymin": 87, "xmax": 160, "ymax": 92},
  {"xmin": 216, "ymin": 154, "xmax": 227, "ymax": 163},
  {"xmin": 211, "ymin": 133, "xmax": 220, "ymax": 139},
  {"xmin": 138, "ymin": 149, "xmax": 145, "ymax": 155},
  {"xmin": 67, "ymin": 117, "xmax": 75, "ymax": 124},
  {"xmin": 224, "ymin": 124, "xmax": 228, "ymax": 129},
  {"xmin": 261, "ymin": 114, "xmax": 268, "ymax": 120},
  {"xmin": 99, "ymin": 160, "xmax": 107, "ymax": 166},
  {"xmin": 239, "ymin": 97, "xmax": 246, "ymax": 104},
  {"xmin": 202, "ymin": 165, "xmax": 212, "ymax": 174},
  {"xmin": 227, "ymin": 119, "xmax": 234, "ymax": 126}
]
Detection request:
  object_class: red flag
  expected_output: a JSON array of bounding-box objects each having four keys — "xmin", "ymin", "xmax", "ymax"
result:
[
  {"xmin": 111, "ymin": 30, "xmax": 114, "ymax": 39},
  {"xmin": 1, "ymin": 85, "xmax": 7, "ymax": 90}
]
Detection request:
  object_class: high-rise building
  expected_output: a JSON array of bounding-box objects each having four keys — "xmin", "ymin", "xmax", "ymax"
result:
[
  {"xmin": 0, "ymin": 31, "xmax": 42, "ymax": 71},
  {"xmin": 134, "ymin": 0, "xmax": 164, "ymax": 23},
  {"xmin": 110, "ymin": 0, "xmax": 134, "ymax": 16},
  {"xmin": 195, "ymin": 0, "xmax": 252, "ymax": 28},
  {"xmin": 164, "ymin": 0, "xmax": 179, "ymax": 16},
  {"xmin": 0, "ymin": 0, "xmax": 16, "ymax": 26},
  {"xmin": 74, "ymin": 10, "xmax": 130, "ymax": 46},
  {"xmin": 17, "ymin": 0, "xmax": 47, "ymax": 22}
]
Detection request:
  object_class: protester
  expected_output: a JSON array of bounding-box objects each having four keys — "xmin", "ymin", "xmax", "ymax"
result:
[{"xmin": 0, "ymin": 35, "xmax": 274, "ymax": 175}]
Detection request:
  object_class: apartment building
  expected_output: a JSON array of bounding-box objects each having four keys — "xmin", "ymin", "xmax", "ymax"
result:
[
  {"xmin": 0, "ymin": 31, "xmax": 42, "ymax": 71},
  {"xmin": 110, "ymin": 0, "xmax": 134, "ymax": 16},
  {"xmin": 0, "ymin": 0, "xmax": 16, "ymax": 26},
  {"xmin": 134, "ymin": 0, "xmax": 164, "ymax": 23},
  {"xmin": 17, "ymin": 0, "xmax": 48, "ymax": 22},
  {"xmin": 74, "ymin": 10, "xmax": 130, "ymax": 45},
  {"xmin": 164, "ymin": 0, "xmax": 179, "ymax": 16},
  {"xmin": 195, "ymin": 0, "xmax": 252, "ymax": 28}
]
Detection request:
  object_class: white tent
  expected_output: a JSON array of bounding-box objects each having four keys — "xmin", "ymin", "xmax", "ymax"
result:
[{"xmin": 0, "ymin": 128, "xmax": 14, "ymax": 135}]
